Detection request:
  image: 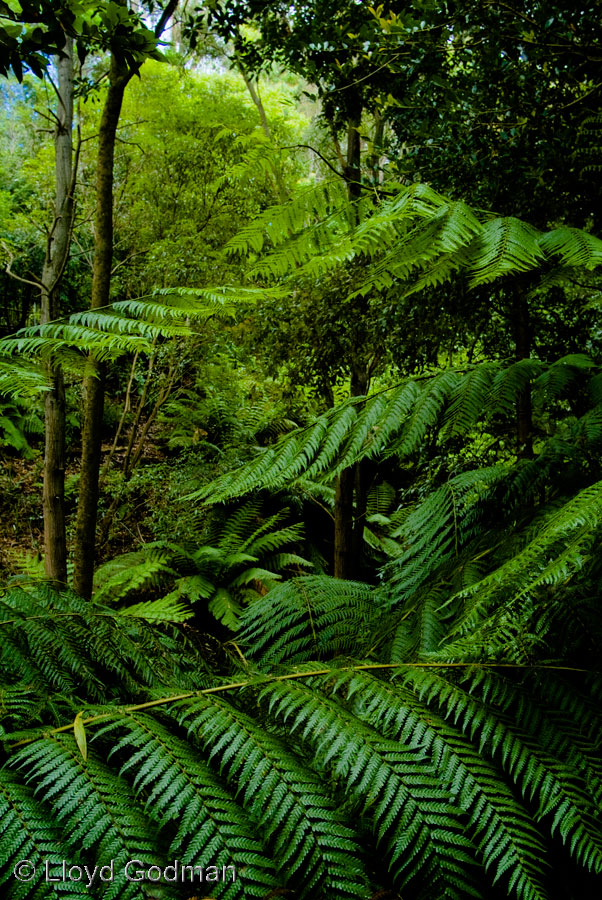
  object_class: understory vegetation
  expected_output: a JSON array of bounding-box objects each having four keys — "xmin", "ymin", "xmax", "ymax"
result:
[{"xmin": 1, "ymin": 2, "xmax": 602, "ymax": 899}]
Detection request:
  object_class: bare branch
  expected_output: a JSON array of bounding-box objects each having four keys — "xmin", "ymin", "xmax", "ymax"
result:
[{"xmin": 1, "ymin": 241, "xmax": 42, "ymax": 290}]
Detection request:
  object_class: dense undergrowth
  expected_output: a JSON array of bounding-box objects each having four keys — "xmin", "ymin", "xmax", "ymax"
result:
[{"xmin": 2, "ymin": 350, "xmax": 602, "ymax": 899}]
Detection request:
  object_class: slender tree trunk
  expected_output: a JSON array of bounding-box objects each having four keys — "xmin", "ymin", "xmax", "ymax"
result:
[
  {"xmin": 72, "ymin": 0, "xmax": 179, "ymax": 597},
  {"xmin": 351, "ymin": 367, "xmax": 369, "ymax": 566},
  {"xmin": 73, "ymin": 53, "xmax": 130, "ymax": 599},
  {"xmin": 41, "ymin": 37, "xmax": 75, "ymax": 586},
  {"xmin": 334, "ymin": 467, "xmax": 355, "ymax": 579},
  {"xmin": 513, "ymin": 288, "xmax": 533, "ymax": 459},
  {"xmin": 236, "ymin": 53, "xmax": 288, "ymax": 204},
  {"xmin": 333, "ymin": 105, "xmax": 364, "ymax": 579},
  {"xmin": 367, "ymin": 109, "xmax": 384, "ymax": 186}
]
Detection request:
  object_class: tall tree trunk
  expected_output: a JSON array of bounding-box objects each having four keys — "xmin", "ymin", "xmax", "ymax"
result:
[
  {"xmin": 41, "ymin": 37, "xmax": 75, "ymax": 586},
  {"xmin": 236, "ymin": 52, "xmax": 288, "ymax": 204},
  {"xmin": 333, "ymin": 105, "xmax": 364, "ymax": 579},
  {"xmin": 351, "ymin": 366, "xmax": 370, "ymax": 567},
  {"xmin": 72, "ymin": 0, "xmax": 179, "ymax": 598},
  {"xmin": 334, "ymin": 467, "xmax": 355, "ymax": 579},
  {"xmin": 73, "ymin": 53, "xmax": 130, "ymax": 599},
  {"xmin": 513, "ymin": 287, "xmax": 533, "ymax": 460},
  {"xmin": 367, "ymin": 109, "xmax": 384, "ymax": 186}
]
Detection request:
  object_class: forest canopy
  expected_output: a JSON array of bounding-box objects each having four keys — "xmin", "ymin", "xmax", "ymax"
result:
[{"xmin": 0, "ymin": 2, "xmax": 602, "ymax": 899}]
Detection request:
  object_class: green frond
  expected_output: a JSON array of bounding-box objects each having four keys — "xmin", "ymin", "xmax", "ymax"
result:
[
  {"xmin": 441, "ymin": 479, "xmax": 602, "ymax": 658},
  {"xmin": 0, "ymin": 356, "xmax": 49, "ymax": 399},
  {"xmin": 98, "ymin": 711, "xmax": 281, "ymax": 898},
  {"xmin": 326, "ymin": 667, "xmax": 551, "ymax": 900},
  {"xmin": 176, "ymin": 695, "xmax": 369, "ymax": 898},
  {"xmin": 193, "ymin": 357, "xmax": 595, "ymax": 507},
  {"xmin": 0, "ymin": 584, "xmax": 208, "ymax": 708},
  {"xmin": 383, "ymin": 465, "xmax": 507, "ymax": 610},
  {"xmin": 116, "ymin": 594, "xmax": 193, "ymax": 623},
  {"xmin": 10, "ymin": 735, "xmax": 161, "ymax": 900},
  {"xmin": 402, "ymin": 668, "xmax": 602, "ymax": 874},
  {"xmin": 260, "ymin": 674, "xmax": 483, "ymax": 899},
  {"xmin": 240, "ymin": 576, "xmax": 378, "ymax": 665},
  {"xmin": 0, "ymin": 771, "xmax": 86, "ymax": 899},
  {"xmin": 442, "ymin": 363, "xmax": 500, "ymax": 437},
  {"xmin": 225, "ymin": 179, "xmax": 347, "ymax": 259},
  {"xmin": 466, "ymin": 217, "xmax": 546, "ymax": 286},
  {"xmin": 538, "ymin": 228, "xmax": 602, "ymax": 269}
]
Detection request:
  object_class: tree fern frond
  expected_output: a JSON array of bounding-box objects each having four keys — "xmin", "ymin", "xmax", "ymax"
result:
[
  {"xmin": 442, "ymin": 363, "xmax": 500, "ymax": 437},
  {"xmin": 94, "ymin": 549, "xmax": 178, "ymax": 604},
  {"xmin": 538, "ymin": 228, "xmax": 602, "ymax": 269},
  {"xmin": 402, "ymin": 668, "xmax": 602, "ymax": 874},
  {"xmin": 175, "ymin": 695, "xmax": 370, "ymax": 898},
  {"xmin": 116, "ymin": 594, "xmax": 193, "ymax": 623},
  {"xmin": 260, "ymin": 675, "xmax": 483, "ymax": 899},
  {"xmin": 0, "ymin": 771, "xmax": 86, "ymax": 899},
  {"xmin": 0, "ymin": 356, "xmax": 49, "ymax": 399},
  {"xmin": 326, "ymin": 666, "xmax": 550, "ymax": 900},
  {"xmin": 11, "ymin": 735, "xmax": 161, "ymax": 900},
  {"xmin": 466, "ymin": 217, "xmax": 546, "ymax": 286},
  {"xmin": 441, "ymin": 479, "xmax": 602, "ymax": 657},
  {"xmin": 98, "ymin": 711, "xmax": 282, "ymax": 898},
  {"xmin": 0, "ymin": 585, "xmax": 208, "ymax": 706},
  {"xmin": 225, "ymin": 179, "xmax": 347, "ymax": 258},
  {"xmin": 383, "ymin": 466, "xmax": 508, "ymax": 611},
  {"xmin": 240, "ymin": 576, "xmax": 378, "ymax": 666}
]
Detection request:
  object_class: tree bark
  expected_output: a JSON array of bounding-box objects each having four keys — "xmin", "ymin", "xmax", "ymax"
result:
[
  {"xmin": 334, "ymin": 467, "xmax": 355, "ymax": 579},
  {"xmin": 351, "ymin": 366, "xmax": 369, "ymax": 567},
  {"xmin": 73, "ymin": 52, "xmax": 130, "ymax": 599},
  {"xmin": 41, "ymin": 37, "xmax": 75, "ymax": 586},
  {"xmin": 236, "ymin": 52, "xmax": 289, "ymax": 204},
  {"xmin": 513, "ymin": 287, "xmax": 533, "ymax": 460},
  {"xmin": 72, "ymin": 0, "xmax": 179, "ymax": 598},
  {"xmin": 333, "ymin": 104, "xmax": 364, "ymax": 579}
]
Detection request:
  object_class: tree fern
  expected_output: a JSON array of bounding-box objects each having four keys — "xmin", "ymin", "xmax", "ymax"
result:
[
  {"xmin": 98, "ymin": 711, "xmax": 282, "ymax": 898},
  {"xmin": 239, "ymin": 575, "xmax": 379, "ymax": 665},
  {"xmin": 94, "ymin": 501, "xmax": 312, "ymax": 629},
  {"xmin": 222, "ymin": 177, "xmax": 602, "ymax": 301},
  {"xmin": 192, "ymin": 356, "xmax": 600, "ymax": 505},
  {"xmin": 323, "ymin": 666, "xmax": 551, "ymax": 900},
  {"xmin": 258, "ymin": 672, "xmax": 483, "ymax": 900},
  {"xmin": 0, "ymin": 772, "xmax": 86, "ymax": 900},
  {"xmin": 0, "ymin": 590, "xmax": 601, "ymax": 898},
  {"xmin": 175, "ymin": 696, "xmax": 369, "ymax": 898},
  {"xmin": 11, "ymin": 735, "xmax": 164, "ymax": 900}
]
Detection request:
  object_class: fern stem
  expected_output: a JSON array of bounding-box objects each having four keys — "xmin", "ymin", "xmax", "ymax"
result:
[{"xmin": 8, "ymin": 662, "xmax": 594, "ymax": 750}]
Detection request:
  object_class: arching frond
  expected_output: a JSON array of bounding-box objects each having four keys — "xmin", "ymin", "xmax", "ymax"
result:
[{"xmin": 1, "ymin": 589, "xmax": 601, "ymax": 899}]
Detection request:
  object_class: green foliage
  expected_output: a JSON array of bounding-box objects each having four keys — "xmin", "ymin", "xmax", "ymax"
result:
[
  {"xmin": 0, "ymin": 585, "xmax": 601, "ymax": 899},
  {"xmin": 226, "ymin": 179, "xmax": 602, "ymax": 295},
  {"xmin": 2, "ymin": 344, "xmax": 602, "ymax": 896},
  {"xmin": 192, "ymin": 355, "xmax": 600, "ymax": 505},
  {"xmin": 94, "ymin": 499, "xmax": 312, "ymax": 629},
  {"xmin": 0, "ymin": 582, "xmax": 210, "ymax": 731},
  {"xmin": 2, "ymin": 14, "xmax": 602, "ymax": 900},
  {"xmin": 0, "ymin": 394, "xmax": 43, "ymax": 456},
  {"xmin": 0, "ymin": 1, "xmax": 162, "ymax": 82}
]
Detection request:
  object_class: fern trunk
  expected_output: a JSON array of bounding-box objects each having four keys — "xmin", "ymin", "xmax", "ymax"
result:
[
  {"xmin": 333, "ymin": 105, "xmax": 367, "ymax": 579},
  {"xmin": 73, "ymin": 52, "xmax": 130, "ymax": 599},
  {"xmin": 514, "ymin": 287, "xmax": 533, "ymax": 459},
  {"xmin": 41, "ymin": 37, "xmax": 75, "ymax": 586}
]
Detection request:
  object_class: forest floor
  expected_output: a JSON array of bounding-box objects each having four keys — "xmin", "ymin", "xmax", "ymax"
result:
[{"xmin": 0, "ymin": 435, "xmax": 166, "ymax": 577}]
